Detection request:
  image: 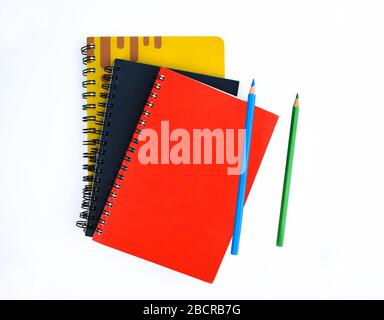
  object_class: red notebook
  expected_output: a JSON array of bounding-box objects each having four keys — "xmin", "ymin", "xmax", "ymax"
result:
[{"xmin": 93, "ymin": 68, "xmax": 278, "ymax": 283}]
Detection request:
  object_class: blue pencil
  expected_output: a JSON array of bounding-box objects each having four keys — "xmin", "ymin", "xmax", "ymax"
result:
[{"xmin": 231, "ymin": 79, "xmax": 256, "ymax": 255}]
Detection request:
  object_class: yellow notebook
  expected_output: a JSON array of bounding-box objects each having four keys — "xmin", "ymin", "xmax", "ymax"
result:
[{"xmin": 80, "ymin": 36, "xmax": 225, "ymax": 226}]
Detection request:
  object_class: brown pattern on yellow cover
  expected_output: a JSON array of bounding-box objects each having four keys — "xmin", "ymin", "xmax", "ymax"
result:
[
  {"xmin": 100, "ymin": 37, "xmax": 111, "ymax": 69},
  {"xmin": 116, "ymin": 37, "xmax": 124, "ymax": 49},
  {"xmin": 154, "ymin": 36, "xmax": 162, "ymax": 48}
]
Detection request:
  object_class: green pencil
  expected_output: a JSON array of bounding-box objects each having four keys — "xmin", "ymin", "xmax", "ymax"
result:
[{"xmin": 276, "ymin": 94, "xmax": 300, "ymax": 247}]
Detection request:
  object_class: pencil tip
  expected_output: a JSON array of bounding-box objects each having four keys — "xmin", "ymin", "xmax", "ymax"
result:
[
  {"xmin": 294, "ymin": 93, "xmax": 299, "ymax": 108},
  {"xmin": 249, "ymin": 79, "xmax": 255, "ymax": 94}
]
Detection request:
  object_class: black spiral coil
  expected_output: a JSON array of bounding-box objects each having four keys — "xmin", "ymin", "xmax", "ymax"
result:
[
  {"xmin": 94, "ymin": 73, "xmax": 166, "ymax": 236},
  {"xmin": 76, "ymin": 43, "xmax": 114, "ymax": 233}
]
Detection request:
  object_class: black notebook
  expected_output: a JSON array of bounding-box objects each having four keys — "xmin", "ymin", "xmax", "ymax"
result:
[{"xmin": 78, "ymin": 59, "xmax": 240, "ymax": 236}]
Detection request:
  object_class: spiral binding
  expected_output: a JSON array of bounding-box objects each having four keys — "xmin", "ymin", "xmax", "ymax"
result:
[
  {"xmin": 94, "ymin": 73, "xmax": 166, "ymax": 236},
  {"xmin": 77, "ymin": 42, "xmax": 117, "ymax": 233}
]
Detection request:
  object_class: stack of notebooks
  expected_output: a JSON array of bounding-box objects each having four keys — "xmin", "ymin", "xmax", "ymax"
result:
[{"xmin": 78, "ymin": 36, "xmax": 278, "ymax": 283}]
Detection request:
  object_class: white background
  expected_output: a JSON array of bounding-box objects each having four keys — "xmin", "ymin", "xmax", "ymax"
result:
[{"xmin": 0, "ymin": 0, "xmax": 383, "ymax": 299}]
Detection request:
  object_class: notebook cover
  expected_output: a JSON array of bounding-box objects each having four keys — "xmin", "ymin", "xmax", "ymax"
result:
[
  {"xmin": 93, "ymin": 68, "xmax": 278, "ymax": 283},
  {"xmin": 84, "ymin": 59, "xmax": 239, "ymax": 236},
  {"xmin": 82, "ymin": 36, "xmax": 225, "ymax": 170}
]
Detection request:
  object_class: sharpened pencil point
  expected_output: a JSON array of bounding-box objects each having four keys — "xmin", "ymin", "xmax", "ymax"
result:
[
  {"xmin": 294, "ymin": 93, "xmax": 299, "ymax": 108},
  {"xmin": 249, "ymin": 79, "xmax": 255, "ymax": 94}
]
